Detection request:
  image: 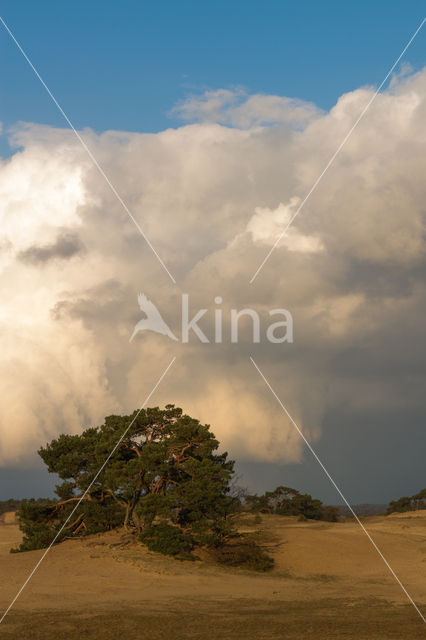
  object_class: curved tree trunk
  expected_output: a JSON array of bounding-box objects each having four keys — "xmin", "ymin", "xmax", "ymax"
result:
[
  {"xmin": 131, "ymin": 509, "xmax": 142, "ymax": 534},
  {"xmin": 123, "ymin": 504, "xmax": 131, "ymax": 531}
]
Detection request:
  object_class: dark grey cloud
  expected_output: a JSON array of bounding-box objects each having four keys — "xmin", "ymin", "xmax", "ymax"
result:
[{"xmin": 18, "ymin": 232, "xmax": 85, "ymax": 265}]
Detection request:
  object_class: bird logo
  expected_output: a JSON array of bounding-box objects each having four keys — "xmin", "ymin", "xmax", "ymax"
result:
[{"xmin": 129, "ymin": 293, "xmax": 178, "ymax": 343}]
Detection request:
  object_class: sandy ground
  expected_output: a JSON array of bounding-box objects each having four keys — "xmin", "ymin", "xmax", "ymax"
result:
[{"xmin": 0, "ymin": 511, "xmax": 425, "ymax": 638}]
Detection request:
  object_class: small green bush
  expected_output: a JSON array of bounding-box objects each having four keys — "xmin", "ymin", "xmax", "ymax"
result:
[
  {"xmin": 11, "ymin": 500, "xmax": 61, "ymax": 553},
  {"xmin": 139, "ymin": 523, "xmax": 193, "ymax": 556},
  {"xmin": 213, "ymin": 541, "xmax": 274, "ymax": 572},
  {"xmin": 11, "ymin": 524, "xmax": 58, "ymax": 553}
]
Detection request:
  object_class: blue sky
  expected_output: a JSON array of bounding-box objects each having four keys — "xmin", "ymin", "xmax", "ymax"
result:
[{"xmin": 1, "ymin": 0, "xmax": 425, "ymax": 141}]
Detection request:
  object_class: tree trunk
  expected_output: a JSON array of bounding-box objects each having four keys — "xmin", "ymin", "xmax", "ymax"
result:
[
  {"xmin": 131, "ymin": 509, "xmax": 142, "ymax": 534},
  {"xmin": 126, "ymin": 471, "xmax": 144, "ymax": 533},
  {"xmin": 123, "ymin": 504, "xmax": 131, "ymax": 531}
]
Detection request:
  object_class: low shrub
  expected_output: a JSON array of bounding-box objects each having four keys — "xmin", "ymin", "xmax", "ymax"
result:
[
  {"xmin": 139, "ymin": 523, "xmax": 193, "ymax": 556},
  {"xmin": 11, "ymin": 500, "xmax": 61, "ymax": 553},
  {"xmin": 11, "ymin": 523, "xmax": 58, "ymax": 553},
  {"xmin": 212, "ymin": 540, "xmax": 274, "ymax": 572}
]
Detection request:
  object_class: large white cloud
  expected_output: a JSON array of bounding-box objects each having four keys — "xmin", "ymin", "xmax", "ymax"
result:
[{"xmin": 1, "ymin": 71, "xmax": 426, "ymax": 467}]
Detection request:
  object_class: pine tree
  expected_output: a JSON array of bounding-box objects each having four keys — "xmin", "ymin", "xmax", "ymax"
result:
[{"xmin": 13, "ymin": 405, "xmax": 238, "ymax": 553}]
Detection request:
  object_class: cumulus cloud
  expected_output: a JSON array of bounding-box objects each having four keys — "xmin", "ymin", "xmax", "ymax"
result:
[
  {"xmin": 171, "ymin": 88, "xmax": 322, "ymax": 128},
  {"xmin": 1, "ymin": 70, "xmax": 426, "ymax": 472},
  {"xmin": 244, "ymin": 198, "xmax": 324, "ymax": 251}
]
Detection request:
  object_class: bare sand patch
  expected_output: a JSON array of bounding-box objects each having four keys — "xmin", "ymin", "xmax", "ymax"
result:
[
  {"xmin": 0, "ymin": 512, "xmax": 424, "ymax": 638},
  {"xmin": 0, "ymin": 512, "xmax": 17, "ymax": 525}
]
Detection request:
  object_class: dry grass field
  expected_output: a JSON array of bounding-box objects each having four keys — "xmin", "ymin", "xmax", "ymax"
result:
[{"xmin": 0, "ymin": 511, "xmax": 425, "ymax": 639}]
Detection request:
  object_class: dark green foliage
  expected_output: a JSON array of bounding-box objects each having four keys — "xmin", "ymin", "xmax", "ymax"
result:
[
  {"xmin": 320, "ymin": 505, "xmax": 340, "ymax": 522},
  {"xmin": 212, "ymin": 540, "xmax": 274, "ymax": 572},
  {"xmin": 246, "ymin": 486, "xmax": 339, "ymax": 522},
  {"xmin": 75, "ymin": 500, "xmax": 124, "ymax": 533},
  {"xmin": 139, "ymin": 523, "xmax": 193, "ymax": 556},
  {"xmin": 387, "ymin": 488, "xmax": 426, "ymax": 514},
  {"xmin": 11, "ymin": 500, "xmax": 60, "ymax": 552},
  {"xmin": 161, "ymin": 454, "xmax": 238, "ymax": 548},
  {"xmin": 12, "ymin": 496, "xmax": 124, "ymax": 553},
  {"xmin": 15, "ymin": 405, "xmax": 238, "ymax": 557}
]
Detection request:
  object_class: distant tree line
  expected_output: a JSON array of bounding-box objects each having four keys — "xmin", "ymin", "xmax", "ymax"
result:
[
  {"xmin": 244, "ymin": 486, "xmax": 339, "ymax": 522},
  {"xmin": 0, "ymin": 499, "xmax": 21, "ymax": 515},
  {"xmin": 336, "ymin": 504, "xmax": 388, "ymax": 517},
  {"xmin": 386, "ymin": 489, "xmax": 426, "ymax": 514},
  {"xmin": 0, "ymin": 498, "xmax": 51, "ymax": 516}
]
